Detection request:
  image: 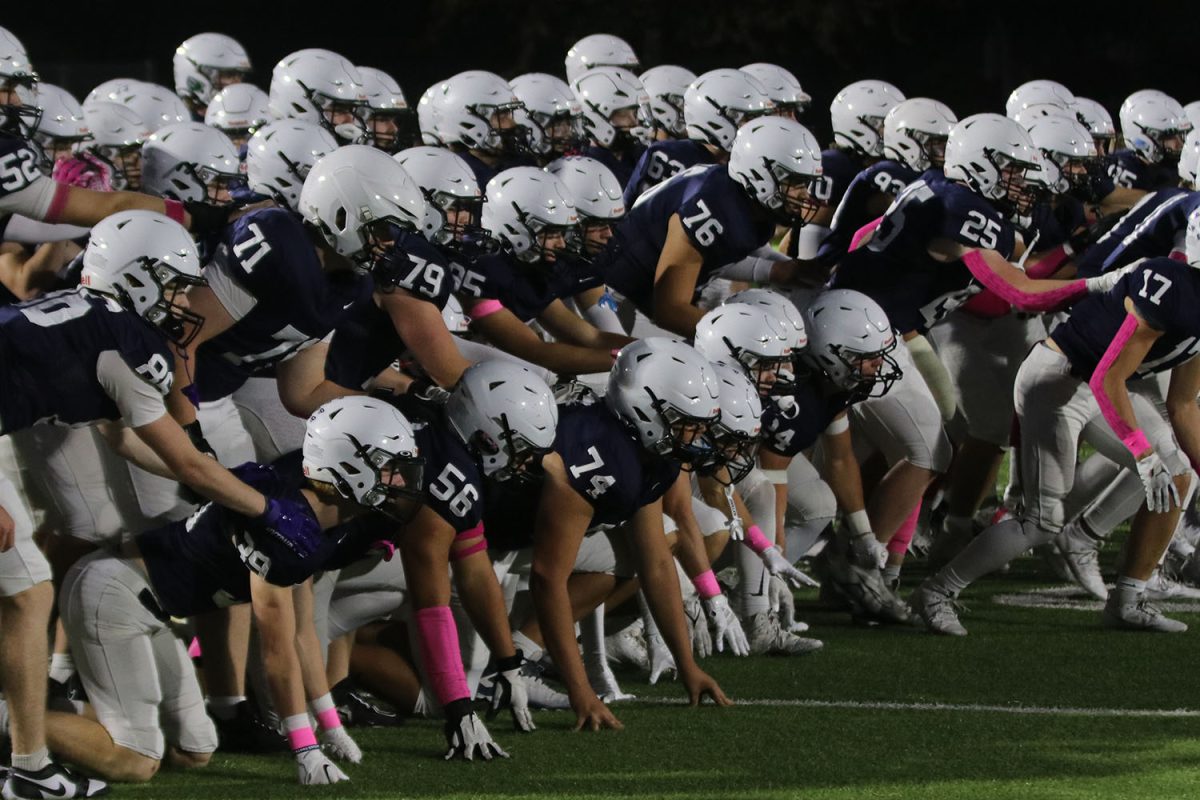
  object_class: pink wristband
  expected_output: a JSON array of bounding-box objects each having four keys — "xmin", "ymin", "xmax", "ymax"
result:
[
  {"xmin": 691, "ymin": 569, "xmax": 721, "ymax": 599},
  {"xmin": 467, "ymin": 298, "xmax": 503, "ymax": 319},
  {"xmin": 745, "ymin": 524, "xmax": 773, "ymax": 555},
  {"xmin": 315, "ymin": 707, "xmax": 341, "ymax": 731},
  {"xmin": 164, "ymin": 198, "xmax": 186, "ymax": 225},
  {"xmin": 1122, "ymin": 429, "xmax": 1152, "ymax": 459},
  {"xmin": 287, "ymin": 726, "xmax": 318, "ymax": 751}
]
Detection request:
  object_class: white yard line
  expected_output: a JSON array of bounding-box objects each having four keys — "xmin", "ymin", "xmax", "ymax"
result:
[
  {"xmin": 636, "ymin": 697, "xmax": 1200, "ymax": 717},
  {"xmin": 992, "ymin": 584, "xmax": 1200, "ymax": 613}
]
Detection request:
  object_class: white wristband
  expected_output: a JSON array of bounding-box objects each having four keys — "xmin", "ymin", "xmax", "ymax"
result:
[
  {"xmin": 761, "ymin": 469, "xmax": 789, "ymax": 484},
  {"xmin": 846, "ymin": 509, "xmax": 872, "ymax": 537}
]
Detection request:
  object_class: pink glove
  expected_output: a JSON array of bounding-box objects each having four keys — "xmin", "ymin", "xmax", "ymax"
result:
[{"xmin": 52, "ymin": 153, "xmax": 113, "ymax": 191}]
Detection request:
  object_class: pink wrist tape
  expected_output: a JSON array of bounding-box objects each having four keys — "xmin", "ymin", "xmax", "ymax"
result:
[
  {"xmin": 691, "ymin": 569, "xmax": 721, "ymax": 599},
  {"xmin": 287, "ymin": 726, "xmax": 318, "ymax": 752},
  {"xmin": 849, "ymin": 216, "xmax": 883, "ymax": 251},
  {"xmin": 415, "ymin": 606, "xmax": 470, "ymax": 706},
  {"xmin": 164, "ymin": 198, "xmax": 186, "ymax": 225},
  {"xmin": 467, "ymin": 299, "xmax": 503, "ymax": 319},
  {"xmin": 45, "ymin": 183, "xmax": 70, "ymax": 224},
  {"xmin": 311, "ymin": 693, "xmax": 342, "ymax": 731},
  {"xmin": 745, "ymin": 525, "xmax": 773, "ymax": 555},
  {"xmin": 1121, "ymin": 430, "xmax": 1152, "ymax": 459},
  {"xmin": 961, "ymin": 250, "xmax": 1086, "ymax": 312},
  {"xmin": 1026, "ymin": 245, "xmax": 1069, "ymax": 279},
  {"xmin": 888, "ymin": 501, "xmax": 921, "ymax": 555},
  {"xmin": 1087, "ymin": 313, "xmax": 1145, "ymax": 451}
]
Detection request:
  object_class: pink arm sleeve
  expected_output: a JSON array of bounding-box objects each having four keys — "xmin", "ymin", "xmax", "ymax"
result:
[
  {"xmin": 1087, "ymin": 313, "xmax": 1152, "ymax": 457},
  {"xmin": 849, "ymin": 217, "xmax": 883, "ymax": 251},
  {"xmin": 961, "ymin": 250, "xmax": 1086, "ymax": 312},
  {"xmin": 414, "ymin": 606, "xmax": 470, "ymax": 706},
  {"xmin": 1025, "ymin": 245, "xmax": 1070, "ymax": 279}
]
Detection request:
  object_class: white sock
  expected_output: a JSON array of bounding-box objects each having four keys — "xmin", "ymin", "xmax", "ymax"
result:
[
  {"xmin": 1114, "ymin": 576, "xmax": 1147, "ymax": 605},
  {"xmin": 206, "ymin": 694, "xmax": 246, "ymax": 720},
  {"xmin": 735, "ymin": 539, "xmax": 770, "ymax": 618},
  {"xmin": 938, "ymin": 518, "xmax": 1048, "ymax": 595},
  {"xmin": 11, "ymin": 747, "xmax": 51, "ymax": 772},
  {"xmin": 512, "ymin": 631, "xmax": 543, "ymax": 662},
  {"xmin": 883, "ymin": 564, "xmax": 901, "ymax": 584},
  {"xmin": 48, "ymin": 653, "xmax": 75, "ymax": 685},
  {"xmin": 579, "ymin": 605, "xmax": 608, "ymax": 672}
]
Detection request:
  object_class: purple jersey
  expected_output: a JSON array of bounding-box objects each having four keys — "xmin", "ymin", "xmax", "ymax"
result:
[
  {"xmin": 623, "ymin": 140, "xmax": 716, "ymax": 208},
  {"xmin": 196, "ymin": 207, "xmax": 373, "ymax": 402},
  {"xmin": 601, "ymin": 164, "xmax": 774, "ymax": 313},
  {"xmin": 1052, "ymin": 257, "xmax": 1200, "ymax": 380},
  {"xmin": 0, "ymin": 289, "xmax": 173, "ymax": 432},
  {"xmin": 828, "ymin": 175, "xmax": 1016, "ymax": 334}
]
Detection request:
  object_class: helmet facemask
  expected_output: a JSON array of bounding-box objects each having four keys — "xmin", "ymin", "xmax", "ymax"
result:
[
  {"xmin": 302, "ymin": 83, "xmax": 367, "ymax": 144},
  {"xmin": 826, "ymin": 339, "xmax": 902, "ymax": 401},
  {"xmin": 92, "ymin": 143, "xmax": 143, "ymax": 191},
  {"xmin": 468, "ymin": 411, "xmax": 552, "ymax": 486},
  {"xmin": 429, "ymin": 191, "xmax": 497, "ymax": 254},
  {"xmin": 702, "ymin": 421, "xmax": 760, "ymax": 485},
  {"xmin": 764, "ymin": 159, "xmax": 822, "ymax": 225},
  {"xmin": 361, "ymin": 107, "xmax": 419, "ymax": 154},
  {"xmin": 985, "ymin": 149, "xmax": 1042, "ymax": 217},
  {"xmin": 911, "ymin": 129, "xmax": 949, "ymax": 170},
  {"xmin": 607, "ymin": 101, "xmax": 654, "ymax": 151},
  {"xmin": 122, "ymin": 257, "xmax": 206, "ymax": 347},
  {"xmin": 468, "ymin": 102, "xmax": 529, "ymax": 156},
  {"xmin": 335, "ymin": 436, "xmax": 426, "ymax": 521},
  {"xmin": 643, "ymin": 388, "xmax": 717, "ymax": 465},
  {"xmin": 0, "ymin": 78, "xmax": 42, "ymax": 138}
]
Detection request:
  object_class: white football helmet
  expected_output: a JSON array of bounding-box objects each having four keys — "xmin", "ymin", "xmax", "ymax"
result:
[
  {"xmin": 357, "ymin": 66, "xmax": 416, "ymax": 153},
  {"xmin": 740, "ymin": 63, "xmax": 810, "ymax": 118},
  {"xmin": 573, "ymin": 66, "xmax": 653, "ymax": 149},
  {"xmin": 92, "ymin": 80, "xmax": 190, "ymax": 134},
  {"xmin": 724, "ymin": 288, "xmax": 807, "ymax": 351},
  {"xmin": 303, "ymin": 396, "xmax": 424, "ymax": 518},
  {"xmin": 510, "ymin": 73, "xmax": 582, "ymax": 157},
  {"xmin": 883, "ymin": 98, "xmax": 957, "ymax": 171},
  {"xmin": 446, "ymin": 360, "xmax": 558, "ymax": 483},
  {"xmin": 173, "ymin": 33, "xmax": 251, "ymax": 109},
  {"xmin": 944, "ymin": 113, "xmax": 1044, "ymax": 216},
  {"xmin": 0, "ymin": 26, "xmax": 40, "ymax": 138},
  {"xmin": 205, "ymin": 83, "xmax": 271, "ymax": 146},
  {"xmin": 803, "ymin": 290, "xmax": 900, "ymax": 398},
  {"xmin": 33, "ymin": 84, "xmax": 89, "ymax": 162},
  {"xmin": 269, "ymin": 48, "xmax": 367, "ymax": 144},
  {"xmin": 81, "ymin": 100, "xmax": 151, "ymax": 189},
  {"xmin": 432, "ymin": 70, "xmax": 528, "ymax": 156},
  {"xmin": 299, "ymin": 145, "xmax": 427, "ymax": 270},
  {"xmin": 1005, "ymin": 80, "xmax": 1074, "ymax": 118},
  {"xmin": 1185, "ymin": 206, "xmax": 1200, "ymax": 268},
  {"xmin": 245, "ymin": 120, "xmax": 338, "ymax": 212},
  {"xmin": 545, "ymin": 156, "xmax": 624, "ymax": 255},
  {"xmin": 639, "ymin": 65, "xmax": 695, "ymax": 139},
  {"xmin": 683, "ymin": 68, "xmax": 775, "ymax": 152},
  {"xmin": 565, "ymin": 33, "xmax": 640, "ymax": 85},
  {"xmin": 141, "ymin": 122, "xmax": 242, "ymax": 204},
  {"xmin": 1025, "ymin": 115, "xmax": 1098, "ymax": 196},
  {"xmin": 1179, "ymin": 130, "xmax": 1200, "ymax": 189},
  {"xmin": 694, "ymin": 303, "xmax": 794, "ymax": 395},
  {"xmin": 606, "ymin": 338, "xmax": 721, "ymax": 464},
  {"xmin": 1010, "ymin": 102, "xmax": 1074, "ymax": 130},
  {"xmin": 80, "ymin": 210, "xmax": 204, "ymax": 346},
  {"xmin": 395, "ymin": 146, "xmax": 485, "ymax": 247},
  {"xmin": 830, "ymin": 80, "xmax": 906, "ymax": 158},
  {"xmin": 1119, "ymin": 89, "xmax": 1192, "ymax": 164},
  {"xmin": 727, "ymin": 116, "xmax": 823, "ymax": 224},
  {"xmin": 706, "ymin": 361, "xmax": 762, "ymax": 485},
  {"xmin": 482, "ymin": 166, "xmax": 580, "ymax": 264},
  {"xmin": 1069, "ymin": 96, "xmax": 1116, "ymax": 155},
  {"xmin": 417, "ymin": 82, "xmax": 445, "ymax": 145}
]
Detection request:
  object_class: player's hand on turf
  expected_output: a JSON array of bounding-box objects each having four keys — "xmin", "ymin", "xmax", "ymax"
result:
[
  {"xmin": 1136, "ymin": 452, "xmax": 1180, "ymax": 513},
  {"xmin": 487, "ymin": 662, "xmax": 536, "ymax": 733},
  {"xmin": 572, "ymin": 693, "xmax": 624, "ymax": 732},
  {"xmin": 0, "ymin": 504, "xmax": 15, "ymax": 552},
  {"xmin": 762, "ymin": 544, "xmax": 820, "ymax": 588},
  {"xmin": 703, "ymin": 594, "xmax": 749, "ymax": 656},
  {"xmin": 444, "ymin": 700, "xmax": 509, "ymax": 761},
  {"xmin": 682, "ymin": 667, "xmax": 733, "ymax": 708},
  {"xmin": 646, "ymin": 629, "xmax": 677, "ymax": 684},
  {"xmin": 320, "ymin": 725, "xmax": 362, "ymax": 764},
  {"xmin": 295, "ymin": 747, "xmax": 350, "ymax": 784}
]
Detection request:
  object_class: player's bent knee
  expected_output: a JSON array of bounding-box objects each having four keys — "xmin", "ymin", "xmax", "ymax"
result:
[
  {"xmin": 167, "ymin": 747, "xmax": 212, "ymax": 770},
  {"xmin": 106, "ymin": 748, "xmax": 160, "ymax": 783}
]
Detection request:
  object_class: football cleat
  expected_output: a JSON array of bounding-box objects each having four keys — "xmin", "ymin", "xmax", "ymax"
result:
[
  {"xmin": 2, "ymin": 763, "xmax": 108, "ymax": 799},
  {"xmin": 604, "ymin": 619, "xmax": 649, "ymax": 671},
  {"xmin": 330, "ymin": 677, "xmax": 403, "ymax": 727},
  {"xmin": 210, "ymin": 700, "xmax": 288, "ymax": 753},
  {"xmin": 909, "ymin": 580, "xmax": 968, "ymax": 636},
  {"xmin": 516, "ymin": 660, "xmax": 571, "ymax": 710},
  {"xmin": 745, "ymin": 611, "xmax": 823, "ymax": 656},
  {"xmin": 1102, "ymin": 595, "xmax": 1188, "ymax": 633},
  {"xmin": 814, "ymin": 537, "xmax": 910, "ymax": 624},
  {"xmin": 1143, "ymin": 569, "xmax": 1200, "ymax": 602},
  {"xmin": 1055, "ymin": 521, "xmax": 1107, "ymax": 599}
]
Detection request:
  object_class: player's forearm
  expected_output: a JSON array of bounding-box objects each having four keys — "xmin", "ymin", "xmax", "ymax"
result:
[
  {"xmin": 632, "ymin": 539, "xmax": 697, "ymax": 672},
  {"xmin": 451, "ymin": 551, "xmax": 517, "ymax": 660},
  {"xmin": 101, "ymin": 423, "xmax": 175, "ymax": 479},
  {"xmin": 651, "ymin": 299, "xmax": 705, "ymax": 338},
  {"xmin": 174, "ymin": 456, "xmax": 267, "ymax": 517},
  {"xmin": 530, "ymin": 570, "xmax": 594, "ymax": 702},
  {"xmin": 962, "ymin": 249, "xmax": 1085, "ymax": 312}
]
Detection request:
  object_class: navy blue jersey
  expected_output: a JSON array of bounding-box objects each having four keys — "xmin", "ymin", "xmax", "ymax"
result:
[
  {"xmin": 0, "ymin": 131, "xmax": 46, "ymax": 202},
  {"xmin": 137, "ymin": 452, "xmax": 386, "ymax": 617},
  {"xmin": 814, "ymin": 148, "xmax": 867, "ymax": 211},
  {"xmin": 1105, "ymin": 149, "xmax": 1178, "ymax": 191},
  {"xmin": 761, "ymin": 379, "xmax": 854, "ymax": 457},
  {"xmin": 828, "ymin": 176, "xmax": 1016, "ymax": 335},
  {"xmin": 196, "ymin": 207, "xmax": 373, "ymax": 401},
  {"xmin": 818, "ymin": 160, "xmax": 923, "ymax": 266},
  {"xmin": 454, "ymin": 250, "xmax": 602, "ymax": 323},
  {"xmin": 0, "ymin": 289, "xmax": 173, "ymax": 432},
  {"xmin": 1052, "ymin": 257, "xmax": 1200, "ymax": 380},
  {"xmin": 0, "ymin": 280, "xmax": 19, "ymax": 307},
  {"xmin": 623, "ymin": 140, "xmax": 717, "ymax": 208},
  {"xmin": 582, "ymin": 144, "xmax": 644, "ymax": 189},
  {"xmin": 602, "ymin": 164, "xmax": 774, "ymax": 313},
  {"xmin": 1098, "ymin": 191, "xmax": 1200, "ymax": 273},
  {"xmin": 1027, "ymin": 195, "xmax": 1087, "ymax": 251},
  {"xmin": 413, "ymin": 421, "xmax": 484, "ymax": 535},
  {"xmin": 1076, "ymin": 188, "xmax": 1187, "ymax": 278}
]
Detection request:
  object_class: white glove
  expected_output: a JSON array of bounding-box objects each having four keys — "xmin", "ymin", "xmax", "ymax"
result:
[
  {"xmin": 646, "ymin": 628, "xmax": 677, "ymax": 684},
  {"xmin": 444, "ymin": 706, "xmax": 509, "ymax": 761},
  {"xmin": 1136, "ymin": 452, "xmax": 1180, "ymax": 513},
  {"xmin": 296, "ymin": 747, "xmax": 350, "ymax": 785},
  {"xmin": 685, "ymin": 594, "xmax": 712, "ymax": 658},
  {"xmin": 769, "ymin": 574, "xmax": 797, "ymax": 627},
  {"xmin": 849, "ymin": 533, "xmax": 887, "ymax": 570},
  {"xmin": 704, "ymin": 594, "xmax": 749, "ymax": 656},
  {"xmin": 487, "ymin": 665, "xmax": 535, "ymax": 732},
  {"xmin": 1084, "ymin": 261, "xmax": 1140, "ymax": 294},
  {"xmin": 319, "ymin": 725, "xmax": 362, "ymax": 764},
  {"xmin": 761, "ymin": 544, "xmax": 820, "ymax": 588}
]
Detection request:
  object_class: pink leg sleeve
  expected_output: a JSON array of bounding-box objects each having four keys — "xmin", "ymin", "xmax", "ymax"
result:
[{"xmin": 887, "ymin": 501, "xmax": 921, "ymax": 555}]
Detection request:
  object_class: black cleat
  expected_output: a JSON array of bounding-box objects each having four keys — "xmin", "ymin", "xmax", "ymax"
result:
[
  {"xmin": 211, "ymin": 701, "xmax": 288, "ymax": 754},
  {"xmin": 330, "ymin": 678, "xmax": 402, "ymax": 728},
  {"xmin": 3, "ymin": 762, "xmax": 108, "ymax": 799}
]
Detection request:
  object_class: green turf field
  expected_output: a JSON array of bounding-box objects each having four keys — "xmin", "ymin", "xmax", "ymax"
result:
[{"xmin": 122, "ymin": 559, "xmax": 1200, "ymax": 800}]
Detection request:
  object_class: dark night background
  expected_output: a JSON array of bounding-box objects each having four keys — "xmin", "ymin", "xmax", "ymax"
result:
[{"xmin": 5, "ymin": 0, "xmax": 1193, "ymax": 143}]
